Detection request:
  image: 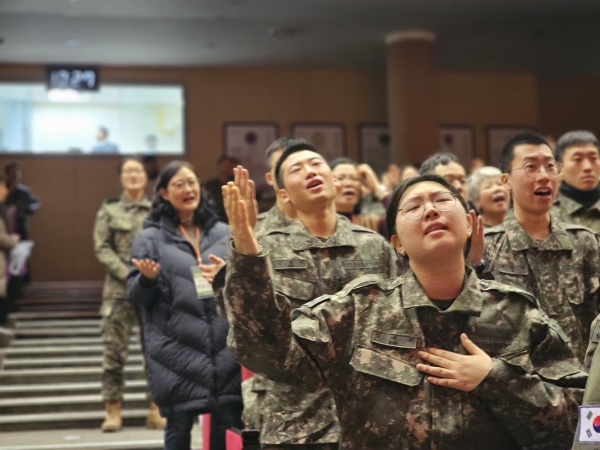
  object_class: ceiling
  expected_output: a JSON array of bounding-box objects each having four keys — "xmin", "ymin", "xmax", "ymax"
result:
[{"xmin": 1, "ymin": 0, "xmax": 600, "ymax": 77}]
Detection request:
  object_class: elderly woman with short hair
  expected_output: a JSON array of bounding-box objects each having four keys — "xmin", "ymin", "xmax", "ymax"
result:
[{"xmin": 468, "ymin": 166, "xmax": 509, "ymax": 228}]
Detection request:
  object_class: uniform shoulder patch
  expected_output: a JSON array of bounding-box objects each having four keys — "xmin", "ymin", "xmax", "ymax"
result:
[
  {"xmin": 562, "ymin": 222, "xmax": 595, "ymax": 234},
  {"xmin": 304, "ymin": 294, "xmax": 332, "ymax": 309},
  {"xmin": 478, "ymin": 279, "xmax": 538, "ymax": 305},
  {"xmin": 104, "ymin": 196, "xmax": 120, "ymax": 204}
]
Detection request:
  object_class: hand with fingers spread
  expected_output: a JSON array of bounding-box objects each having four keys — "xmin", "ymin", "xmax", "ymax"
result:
[
  {"xmin": 223, "ymin": 166, "xmax": 261, "ymax": 255},
  {"xmin": 199, "ymin": 254, "xmax": 226, "ymax": 285},
  {"xmin": 466, "ymin": 210, "xmax": 485, "ymax": 266},
  {"xmin": 416, "ymin": 333, "xmax": 492, "ymax": 392},
  {"xmin": 131, "ymin": 258, "xmax": 161, "ymax": 280}
]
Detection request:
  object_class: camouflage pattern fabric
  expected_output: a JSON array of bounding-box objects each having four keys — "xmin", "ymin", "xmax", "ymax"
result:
[
  {"xmin": 93, "ymin": 194, "xmax": 151, "ymax": 303},
  {"xmin": 100, "ymin": 299, "xmax": 143, "ymax": 401},
  {"xmin": 254, "ymin": 205, "xmax": 296, "ymax": 236},
  {"xmin": 247, "ymin": 218, "xmax": 396, "ymax": 446},
  {"xmin": 483, "ymin": 213, "xmax": 600, "ymax": 363},
  {"xmin": 93, "ymin": 194, "xmax": 151, "ymax": 401},
  {"xmin": 223, "ymin": 252, "xmax": 586, "ymax": 450},
  {"xmin": 552, "ymin": 193, "xmax": 600, "ymax": 233}
]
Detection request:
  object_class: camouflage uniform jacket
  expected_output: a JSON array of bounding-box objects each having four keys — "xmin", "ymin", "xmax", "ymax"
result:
[
  {"xmin": 254, "ymin": 204, "xmax": 296, "ymax": 235},
  {"xmin": 93, "ymin": 194, "xmax": 151, "ymax": 309},
  {"xmin": 224, "ymin": 252, "xmax": 586, "ymax": 450},
  {"xmin": 574, "ymin": 315, "xmax": 600, "ymax": 449},
  {"xmin": 240, "ymin": 218, "xmax": 396, "ymax": 445},
  {"xmin": 483, "ymin": 213, "xmax": 600, "ymax": 363},
  {"xmin": 552, "ymin": 193, "xmax": 600, "ymax": 233}
]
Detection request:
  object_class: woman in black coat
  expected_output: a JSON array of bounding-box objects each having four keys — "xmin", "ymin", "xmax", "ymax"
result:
[{"xmin": 127, "ymin": 160, "xmax": 242, "ymax": 450}]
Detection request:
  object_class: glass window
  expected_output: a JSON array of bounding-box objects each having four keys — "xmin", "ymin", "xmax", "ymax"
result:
[{"xmin": 0, "ymin": 83, "xmax": 185, "ymax": 155}]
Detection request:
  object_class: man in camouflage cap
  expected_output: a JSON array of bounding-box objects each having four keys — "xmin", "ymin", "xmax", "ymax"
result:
[
  {"xmin": 551, "ymin": 130, "xmax": 600, "ymax": 231},
  {"xmin": 218, "ymin": 151, "xmax": 396, "ymax": 450},
  {"xmin": 93, "ymin": 157, "xmax": 164, "ymax": 431},
  {"xmin": 222, "ymin": 173, "xmax": 586, "ymax": 449},
  {"xmin": 478, "ymin": 131, "xmax": 600, "ymax": 363}
]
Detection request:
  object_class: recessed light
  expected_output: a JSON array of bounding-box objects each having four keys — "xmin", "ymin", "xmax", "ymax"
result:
[{"xmin": 66, "ymin": 39, "xmax": 81, "ymax": 47}]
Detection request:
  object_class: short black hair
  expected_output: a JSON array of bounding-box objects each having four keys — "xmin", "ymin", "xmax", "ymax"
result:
[
  {"xmin": 265, "ymin": 136, "xmax": 308, "ymax": 167},
  {"xmin": 274, "ymin": 143, "xmax": 318, "ymax": 189},
  {"xmin": 4, "ymin": 162, "xmax": 21, "ymax": 173},
  {"xmin": 328, "ymin": 157, "xmax": 357, "ymax": 170},
  {"xmin": 555, "ymin": 130, "xmax": 600, "ymax": 162},
  {"xmin": 118, "ymin": 156, "xmax": 144, "ymax": 174},
  {"xmin": 386, "ymin": 174, "xmax": 471, "ymax": 257},
  {"xmin": 499, "ymin": 131, "xmax": 549, "ymax": 173},
  {"xmin": 419, "ymin": 153, "xmax": 461, "ymax": 175},
  {"xmin": 216, "ymin": 155, "xmax": 240, "ymax": 166}
]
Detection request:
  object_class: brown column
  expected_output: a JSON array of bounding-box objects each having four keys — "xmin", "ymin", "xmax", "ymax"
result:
[{"xmin": 386, "ymin": 30, "xmax": 438, "ymax": 166}]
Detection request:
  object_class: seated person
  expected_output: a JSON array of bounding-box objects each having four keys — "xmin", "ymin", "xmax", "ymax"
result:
[{"xmin": 222, "ymin": 172, "xmax": 586, "ymax": 450}]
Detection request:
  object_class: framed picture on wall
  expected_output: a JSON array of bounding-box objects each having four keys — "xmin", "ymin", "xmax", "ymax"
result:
[
  {"xmin": 223, "ymin": 122, "xmax": 279, "ymax": 199},
  {"xmin": 486, "ymin": 126, "xmax": 535, "ymax": 168},
  {"xmin": 291, "ymin": 123, "xmax": 345, "ymax": 162},
  {"xmin": 358, "ymin": 124, "xmax": 391, "ymax": 176},
  {"xmin": 439, "ymin": 125, "xmax": 474, "ymax": 167}
]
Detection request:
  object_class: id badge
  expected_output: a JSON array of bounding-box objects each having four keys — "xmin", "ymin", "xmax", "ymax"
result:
[{"xmin": 191, "ymin": 266, "xmax": 215, "ymax": 298}]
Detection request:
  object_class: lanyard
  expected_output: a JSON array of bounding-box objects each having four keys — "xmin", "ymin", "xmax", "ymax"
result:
[{"xmin": 178, "ymin": 225, "xmax": 201, "ymax": 265}]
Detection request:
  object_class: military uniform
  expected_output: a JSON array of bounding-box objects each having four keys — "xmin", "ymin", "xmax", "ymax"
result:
[
  {"xmin": 552, "ymin": 193, "xmax": 600, "ymax": 233},
  {"xmin": 229, "ymin": 218, "xmax": 396, "ymax": 449},
  {"xmin": 254, "ymin": 205, "xmax": 296, "ymax": 236},
  {"xmin": 93, "ymin": 194, "xmax": 151, "ymax": 401},
  {"xmin": 224, "ymin": 250, "xmax": 586, "ymax": 450},
  {"xmin": 482, "ymin": 214, "xmax": 600, "ymax": 363}
]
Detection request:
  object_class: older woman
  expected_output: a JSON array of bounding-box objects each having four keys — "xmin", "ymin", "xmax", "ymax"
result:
[
  {"xmin": 222, "ymin": 171, "xmax": 585, "ymax": 449},
  {"xmin": 127, "ymin": 161, "xmax": 242, "ymax": 450},
  {"xmin": 468, "ymin": 166, "xmax": 509, "ymax": 227}
]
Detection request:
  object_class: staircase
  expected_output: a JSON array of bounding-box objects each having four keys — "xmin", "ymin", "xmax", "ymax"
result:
[{"xmin": 0, "ymin": 281, "xmax": 169, "ymax": 449}]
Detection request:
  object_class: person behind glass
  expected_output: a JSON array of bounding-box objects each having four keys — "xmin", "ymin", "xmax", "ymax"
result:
[
  {"xmin": 127, "ymin": 161, "xmax": 242, "ymax": 450},
  {"xmin": 92, "ymin": 126, "xmax": 119, "ymax": 154},
  {"xmin": 93, "ymin": 157, "xmax": 164, "ymax": 432},
  {"xmin": 468, "ymin": 166, "xmax": 509, "ymax": 228},
  {"xmin": 0, "ymin": 175, "xmax": 19, "ymax": 327}
]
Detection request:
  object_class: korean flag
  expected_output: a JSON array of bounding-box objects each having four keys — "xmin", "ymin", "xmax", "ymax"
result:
[{"xmin": 579, "ymin": 406, "xmax": 600, "ymax": 443}]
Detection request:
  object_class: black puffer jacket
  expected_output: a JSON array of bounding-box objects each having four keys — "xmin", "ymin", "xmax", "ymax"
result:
[{"xmin": 127, "ymin": 211, "xmax": 241, "ymax": 417}]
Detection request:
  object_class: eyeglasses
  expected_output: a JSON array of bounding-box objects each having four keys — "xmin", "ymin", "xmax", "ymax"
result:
[
  {"xmin": 510, "ymin": 162, "xmax": 562, "ymax": 178},
  {"xmin": 399, "ymin": 191, "xmax": 458, "ymax": 220},
  {"xmin": 122, "ymin": 168, "xmax": 145, "ymax": 175},
  {"xmin": 336, "ymin": 175, "xmax": 360, "ymax": 182},
  {"xmin": 169, "ymin": 178, "xmax": 199, "ymax": 190}
]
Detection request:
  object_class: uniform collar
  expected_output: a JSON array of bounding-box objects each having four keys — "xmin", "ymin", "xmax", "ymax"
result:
[
  {"xmin": 503, "ymin": 213, "xmax": 573, "ymax": 251},
  {"xmin": 401, "ymin": 268, "xmax": 483, "ymax": 316},
  {"xmin": 555, "ymin": 193, "xmax": 600, "ymax": 215},
  {"xmin": 121, "ymin": 193, "xmax": 152, "ymax": 210},
  {"xmin": 288, "ymin": 217, "xmax": 357, "ymax": 251},
  {"xmin": 266, "ymin": 205, "xmax": 295, "ymax": 228}
]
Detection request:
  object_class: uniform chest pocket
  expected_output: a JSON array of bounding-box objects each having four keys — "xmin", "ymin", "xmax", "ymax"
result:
[
  {"xmin": 273, "ymin": 275, "xmax": 316, "ymax": 304},
  {"xmin": 349, "ymin": 346, "xmax": 423, "ymax": 386}
]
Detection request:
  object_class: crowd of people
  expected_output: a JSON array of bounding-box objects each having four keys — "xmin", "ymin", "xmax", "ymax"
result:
[{"xmin": 92, "ymin": 129, "xmax": 600, "ymax": 449}]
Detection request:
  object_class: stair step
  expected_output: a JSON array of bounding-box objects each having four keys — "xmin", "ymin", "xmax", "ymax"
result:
[
  {"xmin": 23, "ymin": 281, "xmax": 104, "ymax": 291},
  {"xmin": 0, "ymin": 365, "xmax": 146, "ymax": 384},
  {"xmin": 0, "ymin": 392, "xmax": 149, "ymax": 415},
  {"xmin": 11, "ymin": 337, "xmax": 139, "ymax": 347},
  {"xmin": 3, "ymin": 354, "xmax": 144, "ymax": 369},
  {"xmin": 0, "ymin": 409, "xmax": 149, "ymax": 432},
  {"xmin": 18, "ymin": 296, "xmax": 101, "ymax": 304},
  {"xmin": 1, "ymin": 344, "xmax": 142, "ymax": 358},
  {"xmin": 9, "ymin": 311, "xmax": 100, "ymax": 320},
  {"xmin": 15, "ymin": 328, "xmax": 102, "ymax": 337},
  {"xmin": 17, "ymin": 304, "xmax": 100, "ymax": 312},
  {"xmin": 14, "ymin": 319, "xmax": 102, "ymax": 329},
  {"xmin": 0, "ymin": 380, "xmax": 147, "ymax": 399}
]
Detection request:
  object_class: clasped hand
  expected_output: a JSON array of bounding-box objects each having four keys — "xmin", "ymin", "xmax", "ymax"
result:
[{"xmin": 416, "ymin": 333, "xmax": 492, "ymax": 392}]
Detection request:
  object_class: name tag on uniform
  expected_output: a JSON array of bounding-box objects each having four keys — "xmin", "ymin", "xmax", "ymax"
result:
[
  {"xmin": 272, "ymin": 259, "xmax": 308, "ymax": 270},
  {"xmin": 371, "ymin": 331, "xmax": 417, "ymax": 349},
  {"xmin": 191, "ymin": 266, "xmax": 214, "ymax": 298},
  {"xmin": 578, "ymin": 406, "xmax": 600, "ymax": 445}
]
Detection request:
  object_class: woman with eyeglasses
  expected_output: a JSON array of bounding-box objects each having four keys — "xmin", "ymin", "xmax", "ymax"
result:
[
  {"xmin": 127, "ymin": 160, "xmax": 242, "ymax": 450},
  {"xmin": 222, "ymin": 171, "xmax": 586, "ymax": 449}
]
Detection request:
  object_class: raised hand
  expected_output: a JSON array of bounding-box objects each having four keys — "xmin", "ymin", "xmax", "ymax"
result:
[
  {"xmin": 416, "ymin": 333, "xmax": 492, "ymax": 392},
  {"xmin": 199, "ymin": 254, "xmax": 226, "ymax": 284},
  {"xmin": 132, "ymin": 258, "xmax": 161, "ymax": 280},
  {"xmin": 466, "ymin": 210, "xmax": 484, "ymax": 265},
  {"xmin": 233, "ymin": 165, "xmax": 258, "ymax": 229},
  {"xmin": 223, "ymin": 166, "xmax": 260, "ymax": 256}
]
